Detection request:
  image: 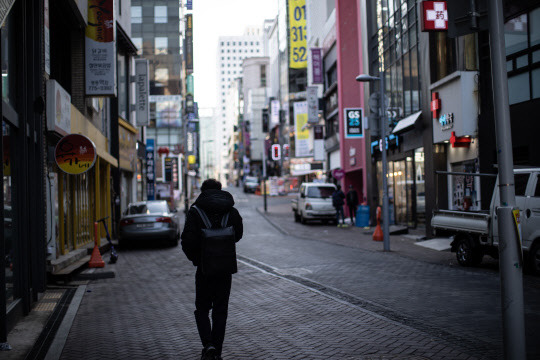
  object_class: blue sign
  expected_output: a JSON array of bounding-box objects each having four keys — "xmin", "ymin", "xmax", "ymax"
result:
[
  {"xmin": 146, "ymin": 139, "xmax": 155, "ymax": 200},
  {"xmin": 187, "ymin": 0, "xmax": 192, "ymax": 10}
]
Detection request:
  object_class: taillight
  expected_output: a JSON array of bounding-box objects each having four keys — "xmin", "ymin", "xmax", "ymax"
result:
[
  {"xmin": 156, "ymin": 217, "xmax": 172, "ymax": 223},
  {"xmin": 120, "ymin": 219, "xmax": 134, "ymax": 227}
]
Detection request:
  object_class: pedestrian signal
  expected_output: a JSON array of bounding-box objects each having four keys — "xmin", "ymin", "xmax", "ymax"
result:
[{"xmin": 271, "ymin": 144, "xmax": 281, "ymax": 161}]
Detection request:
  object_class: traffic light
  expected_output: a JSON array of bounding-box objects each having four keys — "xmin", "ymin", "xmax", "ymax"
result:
[{"xmin": 271, "ymin": 144, "xmax": 281, "ymax": 161}]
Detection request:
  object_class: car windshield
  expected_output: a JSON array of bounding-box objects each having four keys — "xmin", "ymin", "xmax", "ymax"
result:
[
  {"xmin": 307, "ymin": 186, "xmax": 334, "ymax": 198},
  {"xmin": 245, "ymin": 176, "xmax": 258, "ymax": 183},
  {"xmin": 127, "ymin": 202, "xmax": 168, "ymax": 214}
]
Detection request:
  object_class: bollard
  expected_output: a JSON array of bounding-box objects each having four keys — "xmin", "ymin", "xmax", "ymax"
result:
[{"xmin": 372, "ymin": 206, "xmax": 383, "ymax": 242}]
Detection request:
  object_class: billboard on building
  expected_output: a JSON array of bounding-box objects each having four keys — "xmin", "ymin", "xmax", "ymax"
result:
[
  {"xmin": 294, "ymin": 101, "xmax": 310, "ymax": 157},
  {"xmin": 288, "ymin": 0, "xmax": 307, "ymax": 69},
  {"xmin": 344, "ymin": 108, "xmax": 364, "ymax": 138},
  {"xmin": 185, "ymin": 14, "xmax": 193, "ymax": 73},
  {"xmin": 85, "ymin": 0, "xmax": 116, "ymax": 96},
  {"xmin": 150, "ymin": 95, "xmax": 182, "ymax": 128}
]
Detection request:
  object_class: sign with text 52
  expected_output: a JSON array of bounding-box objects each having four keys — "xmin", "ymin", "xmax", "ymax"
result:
[
  {"xmin": 288, "ymin": 0, "xmax": 307, "ymax": 69},
  {"xmin": 344, "ymin": 108, "xmax": 364, "ymax": 138}
]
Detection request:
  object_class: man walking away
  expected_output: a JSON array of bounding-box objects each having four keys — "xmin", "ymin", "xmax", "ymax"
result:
[
  {"xmin": 346, "ymin": 185, "xmax": 359, "ymax": 225},
  {"xmin": 332, "ymin": 184, "xmax": 346, "ymax": 227},
  {"xmin": 181, "ymin": 179, "xmax": 243, "ymax": 360}
]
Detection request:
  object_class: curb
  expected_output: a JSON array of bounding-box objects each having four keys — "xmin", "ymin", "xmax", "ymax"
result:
[{"xmin": 255, "ymin": 207, "xmax": 290, "ymax": 236}]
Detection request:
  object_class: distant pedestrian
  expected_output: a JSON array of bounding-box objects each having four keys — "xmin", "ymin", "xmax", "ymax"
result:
[
  {"xmin": 332, "ymin": 184, "xmax": 346, "ymax": 227},
  {"xmin": 346, "ymin": 185, "xmax": 359, "ymax": 225},
  {"xmin": 181, "ymin": 179, "xmax": 243, "ymax": 360}
]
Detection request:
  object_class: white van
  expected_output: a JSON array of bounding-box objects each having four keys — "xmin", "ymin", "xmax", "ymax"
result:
[{"xmin": 291, "ymin": 183, "xmax": 337, "ymax": 224}]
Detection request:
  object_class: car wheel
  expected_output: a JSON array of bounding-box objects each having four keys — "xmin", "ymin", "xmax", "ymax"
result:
[
  {"xmin": 528, "ymin": 241, "xmax": 540, "ymax": 276},
  {"xmin": 294, "ymin": 211, "xmax": 301, "ymax": 222},
  {"xmin": 300, "ymin": 213, "xmax": 307, "ymax": 225},
  {"xmin": 455, "ymin": 235, "xmax": 483, "ymax": 267}
]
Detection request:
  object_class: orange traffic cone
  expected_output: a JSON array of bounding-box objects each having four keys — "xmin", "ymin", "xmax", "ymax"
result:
[
  {"xmin": 372, "ymin": 206, "xmax": 383, "ymax": 242},
  {"xmin": 89, "ymin": 222, "xmax": 105, "ymax": 268}
]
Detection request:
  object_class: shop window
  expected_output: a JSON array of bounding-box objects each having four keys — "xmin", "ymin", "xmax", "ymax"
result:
[
  {"xmin": 508, "ymin": 72, "xmax": 530, "ymax": 105},
  {"xmin": 132, "ymin": 37, "xmax": 143, "ymax": 55},
  {"xmin": 1, "ymin": 15, "xmax": 16, "ymax": 108},
  {"xmin": 3, "ymin": 121, "xmax": 16, "ymax": 308},
  {"xmin": 155, "ymin": 68, "xmax": 169, "ymax": 83}
]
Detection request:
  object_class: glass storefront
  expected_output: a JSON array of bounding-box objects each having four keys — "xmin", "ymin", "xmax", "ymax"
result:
[
  {"xmin": 3, "ymin": 121, "xmax": 16, "ymax": 309},
  {"xmin": 375, "ymin": 147, "xmax": 425, "ymax": 227}
]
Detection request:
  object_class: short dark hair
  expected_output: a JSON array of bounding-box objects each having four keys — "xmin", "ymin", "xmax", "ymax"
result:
[{"xmin": 201, "ymin": 179, "xmax": 222, "ymax": 192}]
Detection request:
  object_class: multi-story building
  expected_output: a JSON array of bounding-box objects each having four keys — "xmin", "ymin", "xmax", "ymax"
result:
[
  {"xmin": 199, "ymin": 108, "xmax": 218, "ymax": 180},
  {"xmin": 131, "ymin": 0, "xmax": 185, "ymax": 201},
  {"xmin": 215, "ymin": 29, "xmax": 264, "ymax": 184}
]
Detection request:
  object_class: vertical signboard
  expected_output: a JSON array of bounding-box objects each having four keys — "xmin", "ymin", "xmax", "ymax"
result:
[
  {"xmin": 270, "ymin": 99, "xmax": 280, "ymax": 129},
  {"xmin": 187, "ymin": 74, "xmax": 194, "ymax": 95},
  {"xmin": 187, "ymin": 0, "xmax": 192, "ymax": 10},
  {"xmin": 307, "ymin": 86, "xmax": 319, "ymax": 124},
  {"xmin": 46, "ymin": 80, "xmax": 72, "ymax": 135},
  {"xmin": 294, "ymin": 101, "xmax": 310, "ymax": 157},
  {"xmin": 146, "ymin": 139, "xmax": 156, "ymax": 200},
  {"xmin": 135, "ymin": 59, "xmax": 149, "ymax": 126},
  {"xmin": 44, "ymin": 0, "xmax": 50, "ymax": 75},
  {"xmin": 288, "ymin": 0, "xmax": 307, "ymax": 69},
  {"xmin": 311, "ymin": 48, "xmax": 323, "ymax": 84},
  {"xmin": 344, "ymin": 108, "xmax": 364, "ymax": 138},
  {"xmin": 313, "ymin": 125, "xmax": 324, "ymax": 161},
  {"xmin": 185, "ymin": 14, "xmax": 193, "ymax": 73},
  {"xmin": 85, "ymin": 0, "xmax": 116, "ymax": 96}
]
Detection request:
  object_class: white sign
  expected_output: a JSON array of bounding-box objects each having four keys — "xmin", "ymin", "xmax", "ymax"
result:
[
  {"xmin": 307, "ymin": 86, "xmax": 319, "ymax": 124},
  {"xmin": 270, "ymin": 100, "xmax": 280, "ymax": 129},
  {"xmin": 85, "ymin": 0, "xmax": 116, "ymax": 96},
  {"xmin": 46, "ymin": 80, "xmax": 71, "ymax": 136},
  {"xmin": 135, "ymin": 59, "xmax": 149, "ymax": 126}
]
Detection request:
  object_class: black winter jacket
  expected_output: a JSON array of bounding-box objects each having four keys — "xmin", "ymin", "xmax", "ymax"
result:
[{"xmin": 181, "ymin": 189, "xmax": 243, "ymax": 271}]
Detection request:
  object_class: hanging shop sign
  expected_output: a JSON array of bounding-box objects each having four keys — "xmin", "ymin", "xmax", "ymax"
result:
[
  {"xmin": 332, "ymin": 168, "xmax": 345, "ymax": 180},
  {"xmin": 185, "ymin": 14, "xmax": 193, "ymax": 73},
  {"xmin": 344, "ymin": 108, "xmax": 364, "ymax": 138},
  {"xmin": 288, "ymin": 0, "xmax": 307, "ymax": 69},
  {"xmin": 270, "ymin": 99, "xmax": 280, "ymax": 129},
  {"xmin": 421, "ymin": 1, "xmax": 448, "ymax": 31},
  {"xmin": 294, "ymin": 101, "xmax": 311, "ymax": 157},
  {"xmin": 55, "ymin": 134, "xmax": 97, "ymax": 175},
  {"xmin": 46, "ymin": 80, "xmax": 72, "ymax": 136},
  {"xmin": 135, "ymin": 59, "xmax": 150, "ymax": 126},
  {"xmin": 311, "ymin": 48, "xmax": 323, "ymax": 84},
  {"xmin": 85, "ymin": 0, "xmax": 116, "ymax": 96},
  {"xmin": 307, "ymin": 86, "xmax": 319, "ymax": 124},
  {"xmin": 187, "ymin": 0, "xmax": 192, "ymax": 10},
  {"xmin": 146, "ymin": 139, "xmax": 156, "ymax": 200},
  {"xmin": 313, "ymin": 125, "xmax": 324, "ymax": 161}
]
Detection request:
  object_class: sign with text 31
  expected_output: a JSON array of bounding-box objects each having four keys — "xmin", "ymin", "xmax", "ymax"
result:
[{"xmin": 288, "ymin": 0, "xmax": 307, "ymax": 69}]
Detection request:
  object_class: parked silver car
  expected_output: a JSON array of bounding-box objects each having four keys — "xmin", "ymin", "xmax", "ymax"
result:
[{"xmin": 118, "ymin": 201, "xmax": 180, "ymax": 247}]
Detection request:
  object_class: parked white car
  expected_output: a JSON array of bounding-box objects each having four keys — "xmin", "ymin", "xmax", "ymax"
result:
[{"xmin": 291, "ymin": 183, "xmax": 337, "ymax": 224}]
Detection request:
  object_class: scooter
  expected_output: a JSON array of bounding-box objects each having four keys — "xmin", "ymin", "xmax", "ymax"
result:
[{"xmin": 97, "ymin": 216, "xmax": 118, "ymax": 264}]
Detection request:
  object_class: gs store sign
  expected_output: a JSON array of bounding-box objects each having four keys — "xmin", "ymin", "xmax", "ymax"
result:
[{"xmin": 344, "ymin": 108, "xmax": 364, "ymax": 138}]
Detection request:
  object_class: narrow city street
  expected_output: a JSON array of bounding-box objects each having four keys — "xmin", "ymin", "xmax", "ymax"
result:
[{"xmin": 50, "ymin": 187, "xmax": 540, "ymax": 360}]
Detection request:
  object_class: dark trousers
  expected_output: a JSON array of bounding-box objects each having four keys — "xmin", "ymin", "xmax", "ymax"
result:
[
  {"xmin": 194, "ymin": 267, "xmax": 232, "ymax": 356},
  {"xmin": 348, "ymin": 205, "xmax": 357, "ymax": 222},
  {"xmin": 335, "ymin": 206, "xmax": 345, "ymax": 224}
]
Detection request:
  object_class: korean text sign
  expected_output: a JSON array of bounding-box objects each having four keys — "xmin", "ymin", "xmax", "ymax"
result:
[
  {"xmin": 85, "ymin": 0, "xmax": 116, "ymax": 96},
  {"xmin": 288, "ymin": 0, "xmax": 307, "ymax": 69}
]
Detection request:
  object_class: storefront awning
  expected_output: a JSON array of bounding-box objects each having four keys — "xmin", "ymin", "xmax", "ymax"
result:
[{"xmin": 392, "ymin": 110, "xmax": 422, "ymax": 134}]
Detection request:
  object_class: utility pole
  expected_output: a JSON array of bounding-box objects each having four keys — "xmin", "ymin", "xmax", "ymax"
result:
[
  {"xmin": 488, "ymin": 1, "xmax": 526, "ymax": 358},
  {"xmin": 262, "ymin": 150, "xmax": 267, "ymax": 212},
  {"xmin": 183, "ymin": 113, "xmax": 189, "ymax": 213}
]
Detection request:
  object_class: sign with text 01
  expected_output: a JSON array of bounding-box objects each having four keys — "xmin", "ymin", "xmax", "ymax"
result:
[
  {"xmin": 344, "ymin": 108, "xmax": 364, "ymax": 138},
  {"xmin": 288, "ymin": 0, "xmax": 307, "ymax": 69},
  {"xmin": 271, "ymin": 144, "xmax": 281, "ymax": 161}
]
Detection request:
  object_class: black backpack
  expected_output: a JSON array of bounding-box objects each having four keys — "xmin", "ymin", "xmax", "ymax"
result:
[{"xmin": 192, "ymin": 205, "xmax": 237, "ymax": 276}]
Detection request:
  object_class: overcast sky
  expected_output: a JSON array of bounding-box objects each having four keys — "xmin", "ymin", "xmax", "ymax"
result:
[{"xmin": 192, "ymin": 0, "xmax": 278, "ymax": 111}]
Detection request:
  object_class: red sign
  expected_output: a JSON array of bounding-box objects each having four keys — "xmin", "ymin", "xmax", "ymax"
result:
[
  {"xmin": 55, "ymin": 134, "xmax": 97, "ymax": 174},
  {"xmin": 332, "ymin": 169, "xmax": 345, "ymax": 180},
  {"xmin": 431, "ymin": 92, "xmax": 441, "ymax": 119},
  {"xmin": 421, "ymin": 1, "xmax": 448, "ymax": 31}
]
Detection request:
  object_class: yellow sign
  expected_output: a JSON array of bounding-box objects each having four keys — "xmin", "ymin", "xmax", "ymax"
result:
[
  {"xmin": 288, "ymin": 0, "xmax": 307, "ymax": 69},
  {"xmin": 188, "ymin": 155, "xmax": 196, "ymax": 164},
  {"xmin": 512, "ymin": 208, "xmax": 522, "ymax": 242},
  {"xmin": 296, "ymin": 113, "xmax": 309, "ymax": 140}
]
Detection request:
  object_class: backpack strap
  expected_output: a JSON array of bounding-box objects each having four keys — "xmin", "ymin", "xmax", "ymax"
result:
[
  {"xmin": 221, "ymin": 212, "xmax": 230, "ymax": 228},
  {"xmin": 192, "ymin": 205, "xmax": 213, "ymax": 229}
]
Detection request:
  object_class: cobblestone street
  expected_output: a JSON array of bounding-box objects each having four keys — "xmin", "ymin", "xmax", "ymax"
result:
[{"xmin": 56, "ymin": 188, "xmax": 540, "ymax": 359}]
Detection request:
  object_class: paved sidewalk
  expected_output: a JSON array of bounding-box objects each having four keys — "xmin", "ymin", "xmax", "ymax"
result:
[{"xmin": 56, "ymin": 245, "xmax": 482, "ymax": 360}]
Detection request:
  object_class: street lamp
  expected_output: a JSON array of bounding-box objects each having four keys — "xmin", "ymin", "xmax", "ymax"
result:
[{"xmin": 356, "ymin": 73, "xmax": 390, "ymax": 251}]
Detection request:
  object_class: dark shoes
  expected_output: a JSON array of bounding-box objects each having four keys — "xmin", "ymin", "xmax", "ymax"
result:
[{"xmin": 200, "ymin": 345, "xmax": 216, "ymax": 360}]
